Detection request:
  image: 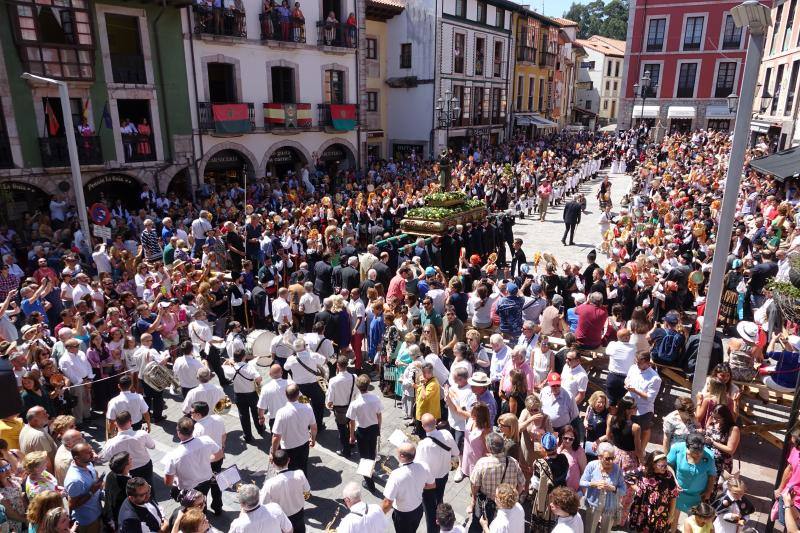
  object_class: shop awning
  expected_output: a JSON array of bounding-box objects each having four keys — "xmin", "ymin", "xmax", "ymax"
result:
[
  {"xmin": 750, "ymin": 120, "xmax": 773, "ymax": 133},
  {"xmin": 599, "ymin": 123, "xmax": 618, "ymax": 132},
  {"xmin": 705, "ymin": 105, "xmax": 735, "ymax": 119},
  {"xmin": 749, "ymin": 145, "xmax": 800, "ymax": 182},
  {"xmin": 515, "ymin": 115, "xmax": 534, "ymax": 126},
  {"xmin": 667, "ymin": 106, "xmax": 696, "ymax": 119},
  {"xmin": 632, "ymin": 105, "xmax": 659, "ymax": 118},
  {"xmin": 529, "ymin": 115, "xmax": 558, "ymax": 127}
]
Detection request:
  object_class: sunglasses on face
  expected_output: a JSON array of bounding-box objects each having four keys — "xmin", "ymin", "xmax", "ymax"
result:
[{"xmin": 562, "ymin": 436, "xmax": 574, "ymax": 441}]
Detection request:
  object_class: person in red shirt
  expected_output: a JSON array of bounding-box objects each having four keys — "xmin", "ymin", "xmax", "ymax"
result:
[
  {"xmin": 33, "ymin": 258, "xmax": 59, "ymax": 286},
  {"xmin": 574, "ymin": 292, "xmax": 608, "ymax": 349}
]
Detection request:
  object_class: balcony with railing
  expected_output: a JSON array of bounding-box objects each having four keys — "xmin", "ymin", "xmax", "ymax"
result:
[
  {"xmin": 260, "ymin": 13, "xmax": 306, "ymax": 42},
  {"xmin": 539, "ymin": 51, "xmax": 556, "ymax": 67},
  {"xmin": 122, "ymin": 135, "xmax": 156, "ymax": 163},
  {"xmin": 0, "ymin": 134, "xmax": 12, "ymax": 169},
  {"xmin": 39, "ymin": 136, "xmax": 102, "ymax": 167},
  {"xmin": 193, "ymin": 6, "xmax": 247, "ymax": 38},
  {"xmin": 516, "ymin": 46, "xmax": 537, "ymax": 63},
  {"xmin": 264, "ymin": 103, "xmax": 313, "ymax": 130},
  {"xmin": 316, "ymin": 20, "xmax": 357, "ymax": 48},
  {"xmin": 110, "ymin": 54, "xmax": 147, "ymax": 84},
  {"xmin": 317, "ymin": 103, "xmax": 358, "ymax": 129},
  {"xmin": 197, "ymin": 102, "xmax": 256, "ymax": 132}
]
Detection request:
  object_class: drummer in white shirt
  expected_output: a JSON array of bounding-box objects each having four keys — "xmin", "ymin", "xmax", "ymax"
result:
[
  {"xmin": 182, "ymin": 367, "xmax": 225, "ymax": 415},
  {"xmin": 326, "ymin": 355, "xmax": 360, "ymax": 458},
  {"xmin": 106, "ymin": 375, "xmax": 150, "ymax": 435},
  {"xmin": 257, "ymin": 364, "xmax": 288, "ymax": 433},
  {"xmin": 285, "ymin": 337, "xmax": 327, "ymax": 430},
  {"xmin": 173, "ymin": 341, "xmax": 204, "ymax": 397},
  {"xmin": 416, "ymin": 413, "xmax": 459, "ymax": 531},
  {"xmin": 230, "ymin": 484, "xmax": 292, "ymax": 533},
  {"xmin": 337, "ymin": 481, "xmax": 389, "ymax": 533},
  {"xmin": 270, "ymin": 383, "xmax": 317, "ymax": 475},
  {"xmin": 259, "ymin": 449, "xmax": 310, "ymax": 533},
  {"xmin": 228, "ymin": 350, "xmax": 264, "ymax": 444},
  {"xmin": 189, "ymin": 401, "xmax": 227, "ymax": 516},
  {"xmin": 270, "ymin": 324, "xmax": 296, "ymax": 375}
]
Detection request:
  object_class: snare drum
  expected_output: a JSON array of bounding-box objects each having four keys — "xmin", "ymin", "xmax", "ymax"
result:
[{"xmin": 246, "ymin": 329, "xmax": 274, "ymax": 367}]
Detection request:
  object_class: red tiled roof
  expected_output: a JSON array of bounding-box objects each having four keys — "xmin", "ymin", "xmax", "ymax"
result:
[
  {"xmin": 366, "ymin": 0, "xmax": 404, "ymax": 9},
  {"xmin": 575, "ymin": 35, "xmax": 626, "ymax": 56},
  {"xmin": 552, "ymin": 17, "xmax": 578, "ymax": 26}
]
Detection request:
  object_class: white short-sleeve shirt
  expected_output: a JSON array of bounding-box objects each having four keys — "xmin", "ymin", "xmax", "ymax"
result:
[
  {"xmin": 163, "ymin": 436, "xmax": 219, "ymax": 490},
  {"xmin": 272, "ymin": 401, "xmax": 315, "ymax": 449}
]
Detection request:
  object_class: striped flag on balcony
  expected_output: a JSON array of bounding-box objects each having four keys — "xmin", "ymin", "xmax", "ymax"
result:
[
  {"xmin": 264, "ymin": 103, "xmax": 312, "ymax": 128},
  {"xmin": 211, "ymin": 103, "xmax": 251, "ymax": 134},
  {"xmin": 329, "ymin": 104, "xmax": 356, "ymax": 131}
]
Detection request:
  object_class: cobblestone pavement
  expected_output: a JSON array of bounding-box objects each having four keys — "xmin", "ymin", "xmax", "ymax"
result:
[{"xmin": 81, "ymin": 170, "xmax": 781, "ymax": 531}]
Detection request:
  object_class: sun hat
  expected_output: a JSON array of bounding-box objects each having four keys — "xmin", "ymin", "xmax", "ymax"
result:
[
  {"xmin": 467, "ymin": 372, "xmax": 491, "ymax": 387},
  {"xmin": 736, "ymin": 321, "xmax": 758, "ymax": 343}
]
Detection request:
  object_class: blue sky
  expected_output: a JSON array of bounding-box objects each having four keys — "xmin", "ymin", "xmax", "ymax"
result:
[{"xmin": 526, "ymin": 0, "xmax": 606, "ymax": 18}]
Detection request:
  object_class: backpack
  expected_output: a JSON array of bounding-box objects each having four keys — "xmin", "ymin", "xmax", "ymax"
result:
[{"xmin": 651, "ymin": 329, "xmax": 683, "ymax": 365}]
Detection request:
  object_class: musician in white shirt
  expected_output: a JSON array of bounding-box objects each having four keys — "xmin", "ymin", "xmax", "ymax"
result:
[
  {"xmin": 285, "ymin": 337, "xmax": 327, "ymax": 430},
  {"xmin": 270, "ymin": 324, "xmax": 295, "ymax": 372},
  {"xmin": 187, "ymin": 310, "xmax": 212, "ymax": 356},
  {"xmin": 189, "ymin": 401, "xmax": 226, "ymax": 516},
  {"xmin": 257, "ymin": 364, "xmax": 287, "ymax": 432},
  {"xmin": 231, "ymin": 484, "xmax": 292, "ymax": 533},
  {"xmin": 99, "ymin": 411, "xmax": 156, "ymax": 487},
  {"xmin": 133, "ymin": 333, "xmax": 167, "ymax": 421},
  {"xmin": 272, "ymin": 288, "xmax": 293, "ymax": 328},
  {"xmin": 270, "ymin": 383, "xmax": 317, "ymax": 475},
  {"xmin": 304, "ymin": 322, "xmax": 335, "ymax": 360},
  {"xmin": 325, "ymin": 355, "xmax": 360, "ymax": 458},
  {"xmin": 346, "ymin": 374, "xmax": 382, "ymax": 490},
  {"xmin": 182, "ymin": 367, "xmax": 224, "ymax": 415},
  {"xmin": 173, "ymin": 341, "xmax": 204, "ymax": 396},
  {"xmin": 338, "ymin": 481, "xmax": 389, "ymax": 533},
  {"xmin": 479, "ymin": 484, "xmax": 525, "ymax": 533},
  {"xmin": 298, "ymin": 282, "xmax": 320, "ymax": 333},
  {"xmin": 416, "ymin": 413, "xmax": 459, "ymax": 532},
  {"xmin": 228, "ymin": 350, "xmax": 264, "ymax": 443},
  {"xmin": 59, "ymin": 338, "xmax": 93, "ymax": 424},
  {"xmin": 106, "ymin": 375, "xmax": 150, "ymax": 435},
  {"xmin": 259, "ymin": 450, "xmax": 310, "ymax": 533},
  {"xmin": 163, "ymin": 417, "xmax": 222, "ymax": 515},
  {"xmin": 382, "ymin": 442, "xmax": 436, "ymax": 532}
]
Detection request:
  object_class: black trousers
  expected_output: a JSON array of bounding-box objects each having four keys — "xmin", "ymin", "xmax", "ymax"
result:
[
  {"xmin": 562, "ymin": 222, "xmax": 577, "ymax": 244},
  {"xmin": 235, "ymin": 391, "xmax": 264, "ymax": 440},
  {"xmin": 334, "ymin": 411, "xmax": 351, "ymax": 456},
  {"xmin": 192, "ymin": 471, "xmax": 222, "ymax": 513},
  {"xmin": 181, "ymin": 386, "xmax": 195, "ymax": 398},
  {"xmin": 205, "ymin": 350, "xmax": 229, "ymax": 386},
  {"xmin": 298, "ymin": 382, "xmax": 325, "ymax": 429},
  {"xmin": 288, "ymin": 509, "xmax": 305, "ymax": 533},
  {"xmin": 392, "ymin": 504, "xmax": 424, "ymax": 533},
  {"xmin": 285, "ymin": 442, "xmax": 310, "ymax": 475},
  {"xmin": 142, "ymin": 383, "xmax": 164, "ymax": 420},
  {"xmin": 356, "ymin": 424, "xmax": 379, "ymax": 489},
  {"xmin": 606, "ymin": 372, "xmax": 627, "ymax": 407},
  {"xmin": 423, "ymin": 475, "xmax": 449, "ymax": 533},
  {"xmin": 130, "ymin": 460, "xmax": 153, "ymax": 489}
]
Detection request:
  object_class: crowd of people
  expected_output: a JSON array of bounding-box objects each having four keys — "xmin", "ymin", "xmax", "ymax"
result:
[{"xmin": 0, "ymin": 126, "xmax": 795, "ymax": 533}]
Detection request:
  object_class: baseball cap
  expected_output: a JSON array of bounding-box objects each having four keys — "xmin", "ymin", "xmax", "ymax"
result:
[
  {"xmin": 530, "ymin": 283, "xmax": 542, "ymax": 294},
  {"xmin": 425, "ymin": 267, "xmax": 436, "ymax": 277},
  {"xmin": 541, "ymin": 432, "xmax": 558, "ymax": 451},
  {"xmin": 507, "ymin": 282, "xmax": 519, "ymax": 295},
  {"xmin": 546, "ymin": 372, "xmax": 561, "ymax": 386},
  {"xmin": 664, "ymin": 310, "xmax": 680, "ymax": 325}
]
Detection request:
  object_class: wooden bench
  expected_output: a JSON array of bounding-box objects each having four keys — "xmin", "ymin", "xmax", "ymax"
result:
[
  {"xmin": 733, "ymin": 380, "xmax": 793, "ymax": 408},
  {"xmin": 652, "ymin": 362, "xmax": 692, "ymax": 390}
]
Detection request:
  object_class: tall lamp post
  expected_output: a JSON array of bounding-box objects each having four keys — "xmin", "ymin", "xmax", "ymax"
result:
[
  {"xmin": 21, "ymin": 72, "xmax": 92, "ymax": 251},
  {"xmin": 629, "ymin": 72, "xmax": 652, "ymax": 129},
  {"xmin": 435, "ymin": 90, "xmax": 461, "ymax": 153},
  {"xmin": 693, "ymin": 1, "xmax": 771, "ymax": 400}
]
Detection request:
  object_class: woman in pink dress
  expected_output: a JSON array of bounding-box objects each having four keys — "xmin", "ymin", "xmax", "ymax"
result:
[
  {"xmin": 459, "ymin": 402, "xmax": 491, "ymax": 479},
  {"xmin": 557, "ymin": 425, "xmax": 587, "ymax": 491}
]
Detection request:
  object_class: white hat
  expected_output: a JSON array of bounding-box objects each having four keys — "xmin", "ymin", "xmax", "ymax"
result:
[
  {"xmin": 736, "ymin": 321, "xmax": 758, "ymax": 343},
  {"xmin": 467, "ymin": 372, "xmax": 491, "ymax": 387},
  {"xmin": 788, "ymin": 335, "xmax": 800, "ymax": 351}
]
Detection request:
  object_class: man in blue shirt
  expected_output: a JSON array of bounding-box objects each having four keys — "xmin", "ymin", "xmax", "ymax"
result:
[
  {"xmin": 65, "ymin": 442, "xmax": 104, "ymax": 531},
  {"xmin": 135, "ymin": 304, "xmax": 165, "ymax": 351},
  {"xmin": 765, "ymin": 334, "xmax": 800, "ymax": 393},
  {"xmin": 20, "ymin": 279, "xmax": 52, "ymax": 325}
]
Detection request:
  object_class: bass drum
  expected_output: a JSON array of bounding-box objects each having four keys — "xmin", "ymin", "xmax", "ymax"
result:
[{"xmin": 246, "ymin": 329, "xmax": 275, "ymax": 367}]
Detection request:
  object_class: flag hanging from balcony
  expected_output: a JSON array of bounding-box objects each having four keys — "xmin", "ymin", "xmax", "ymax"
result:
[
  {"xmin": 212, "ymin": 103, "xmax": 251, "ymax": 134},
  {"xmin": 45, "ymin": 100, "xmax": 60, "ymax": 136},
  {"xmin": 264, "ymin": 103, "xmax": 312, "ymax": 128},
  {"xmin": 329, "ymin": 104, "xmax": 356, "ymax": 131}
]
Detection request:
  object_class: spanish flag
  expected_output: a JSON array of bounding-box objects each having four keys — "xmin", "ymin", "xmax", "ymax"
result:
[{"xmin": 264, "ymin": 103, "xmax": 312, "ymax": 127}]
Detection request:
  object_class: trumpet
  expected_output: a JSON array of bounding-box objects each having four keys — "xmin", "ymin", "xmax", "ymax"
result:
[{"xmin": 214, "ymin": 396, "xmax": 232, "ymax": 415}]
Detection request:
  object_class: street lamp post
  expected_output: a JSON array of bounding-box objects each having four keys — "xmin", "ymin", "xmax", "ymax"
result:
[
  {"xmin": 21, "ymin": 72, "xmax": 92, "ymax": 252},
  {"xmin": 628, "ymin": 73, "xmax": 652, "ymax": 130},
  {"xmin": 435, "ymin": 91, "xmax": 461, "ymax": 153},
  {"xmin": 693, "ymin": 0, "xmax": 771, "ymax": 399}
]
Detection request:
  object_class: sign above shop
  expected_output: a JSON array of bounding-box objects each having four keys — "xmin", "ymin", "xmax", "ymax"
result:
[{"xmin": 84, "ymin": 174, "xmax": 139, "ymax": 194}]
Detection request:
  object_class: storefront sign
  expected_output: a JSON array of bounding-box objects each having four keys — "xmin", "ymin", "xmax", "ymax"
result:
[
  {"xmin": 269, "ymin": 148, "xmax": 299, "ymax": 164},
  {"xmin": 84, "ymin": 174, "xmax": 139, "ymax": 194},
  {"xmin": 320, "ymin": 146, "xmax": 347, "ymax": 161},
  {"xmin": 367, "ymin": 130, "xmax": 384, "ymax": 138},
  {"xmin": 93, "ymin": 224, "xmax": 112, "ymax": 240},
  {"xmin": 393, "ymin": 143, "xmax": 423, "ymax": 159},
  {"xmin": 207, "ymin": 150, "xmax": 245, "ymax": 169},
  {"xmin": 0, "ymin": 181, "xmax": 43, "ymax": 195}
]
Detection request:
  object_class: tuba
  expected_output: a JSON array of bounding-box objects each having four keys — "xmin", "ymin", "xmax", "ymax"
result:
[
  {"xmin": 214, "ymin": 396, "xmax": 232, "ymax": 415},
  {"xmin": 141, "ymin": 361, "xmax": 179, "ymax": 392}
]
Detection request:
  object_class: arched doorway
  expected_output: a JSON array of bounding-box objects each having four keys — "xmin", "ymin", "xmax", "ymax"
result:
[
  {"xmin": 203, "ymin": 149, "xmax": 254, "ymax": 189},
  {"xmin": 267, "ymin": 146, "xmax": 307, "ymax": 180},
  {"xmin": 167, "ymin": 168, "xmax": 191, "ymax": 197},
  {"xmin": 0, "ymin": 181, "xmax": 48, "ymax": 228},
  {"xmin": 317, "ymin": 142, "xmax": 355, "ymax": 176},
  {"xmin": 84, "ymin": 174, "xmax": 142, "ymax": 209}
]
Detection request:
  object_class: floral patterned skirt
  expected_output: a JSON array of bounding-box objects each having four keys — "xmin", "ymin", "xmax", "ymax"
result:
[{"xmin": 615, "ymin": 449, "xmax": 640, "ymax": 525}]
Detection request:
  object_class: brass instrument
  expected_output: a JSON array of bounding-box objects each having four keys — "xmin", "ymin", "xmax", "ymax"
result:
[
  {"xmin": 324, "ymin": 506, "xmax": 341, "ymax": 533},
  {"xmin": 298, "ymin": 394, "xmax": 311, "ymax": 404},
  {"xmin": 141, "ymin": 361, "xmax": 180, "ymax": 392},
  {"xmin": 303, "ymin": 490, "xmax": 311, "ymax": 501},
  {"xmin": 214, "ymin": 395, "xmax": 232, "ymax": 415},
  {"xmin": 380, "ymin": 455, "xmax": 393, "ymax": 474},
  {"xmin": 450, "ymin": 457, "xmax": 460, "ymax": 471}
]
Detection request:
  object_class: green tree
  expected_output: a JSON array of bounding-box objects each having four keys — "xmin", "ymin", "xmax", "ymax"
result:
[{"xmin": 564, "ymin": 0, "xmax": 629, "ymax": 40}]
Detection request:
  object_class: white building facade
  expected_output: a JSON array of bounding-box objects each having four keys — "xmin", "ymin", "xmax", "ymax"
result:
[
  {"xmin": 183, "ymin": 0, "xmax": 363, "ymax": 185},
  {"xmin": 576, "ymin": 35, "xmax": 626, "ymax": 127}
]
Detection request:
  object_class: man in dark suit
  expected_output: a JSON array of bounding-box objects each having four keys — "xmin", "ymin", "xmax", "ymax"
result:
[
  {"xmin": 562, "ymin": 196, "xmax": 582, "ymax": 246},
  {"xmin": 313, "ymin": 252, "xmax": 334, "ymax": 299},
  {"xmin": 372, "ymin": 252, "xmax": 392, "ymax": 288},
  {"xmin": 118, "ymin": 477, "xmax": 166, "ymax": 533},
  {"xmin": 341, "ymin": 256, "xmax": 360, "ymax": 291}
]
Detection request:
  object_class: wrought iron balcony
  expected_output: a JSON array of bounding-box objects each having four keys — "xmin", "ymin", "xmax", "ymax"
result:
[
  {"xmin": 0, "ymin": 133, "xmax": 12, "ymax": 169},
  {"xmin": 539, "ymin": 51, "xmax": 556, "ymax": 67},
  {"xmin": 193, "ymin": 6, "xmax": 247, "ymax": 37},
  {"xmin": 39, "ymin": 136, "xmax": 102, "ymax": 167},
  {"xmin": 197, "ymin": 102, "xmax": 256, "ymax": 132},
  {"xmin": 516, "ymin": 46, "xmax": 537, "ymax": 63},
  {"xmin": 263, "ymin": 103, "xmax": 313, "ymax": 130},
  {"xmin": 260, "ymin": 13, "xmax": 306, "ymax": 42},
  {"xmin": 122, "ymin": 134, "xmax": 156, "ymax": 163},
  {"xmin": 110, "ymin": 54, "xmax": 147, "ymax": 84},
  {"xmin": 316, "ymin": 20, "xmax": 357, "ymax": 48},
  {"xmin": 317, "ymin": 103, "xmax": 358, "ymax": 129}
]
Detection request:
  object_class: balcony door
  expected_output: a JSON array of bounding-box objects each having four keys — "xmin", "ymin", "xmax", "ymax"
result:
[
  {"xmin": 106, "ymin": 14, "xmax": 146, "ymax": 84},
  {"xmin": 271, "ymin": 67, "xmax": 296, "ymax": 103},
  {"xmin": 41, "ymin": 97, "xmax": 82, "ymax": 137},
  {"xmin": 117, "ymin": 99, "xmax": 155, "ymax": 162},
  {"xmin": 208, "ymin": 63, "xmax": 237, "ymax": 103},
  {"xmin": 322, "ymin": 0, "xmax": 343, "ymax": 20}
]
